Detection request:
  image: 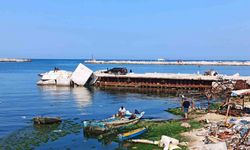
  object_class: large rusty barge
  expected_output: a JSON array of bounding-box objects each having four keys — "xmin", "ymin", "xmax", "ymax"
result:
[{"xmin": 94, "ymin": 72, "xmax": 250, "ymax": 93}]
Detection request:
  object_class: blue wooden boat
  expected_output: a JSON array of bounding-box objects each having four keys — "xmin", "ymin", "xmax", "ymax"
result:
[
  {"xmin": 118, "ymin": 127, "xmax": 147, "ymax": 141},
  {"xmin": 83, "ymin": 112, "xmax": 145, "ymax": 134}
]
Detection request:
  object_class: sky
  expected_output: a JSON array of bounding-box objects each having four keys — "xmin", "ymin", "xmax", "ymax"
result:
[{"xmin": 0, "ymin": 0, "xmax": 250, "ymax": 60}]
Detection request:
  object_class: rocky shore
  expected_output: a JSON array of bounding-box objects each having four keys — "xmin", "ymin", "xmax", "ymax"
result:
[{"xmin": 0, "ymin": 58, "xmax": 31, "ymax": 62}]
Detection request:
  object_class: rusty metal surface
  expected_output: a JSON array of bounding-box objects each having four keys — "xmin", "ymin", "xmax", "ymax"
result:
[
  {"xmin": 234, "ymin": 80, "xmax": 249, "ymax": 90},
  {"xmin": 95, "ymin": 76, "xmax": 213, "ymax": 92}
]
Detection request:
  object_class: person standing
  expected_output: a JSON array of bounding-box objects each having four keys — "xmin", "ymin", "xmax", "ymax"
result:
[{"xmin": 182, "ymin": 98, "xmax": 190, "ymax": 119}]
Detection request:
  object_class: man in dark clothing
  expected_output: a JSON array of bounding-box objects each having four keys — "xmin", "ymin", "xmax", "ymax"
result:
[{"xmin": 182, "ymin": 98, "xmax": 190, "ymax": 119}]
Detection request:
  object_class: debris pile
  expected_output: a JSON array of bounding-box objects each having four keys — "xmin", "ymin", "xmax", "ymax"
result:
[{"xmin": 191, "ymin": 117, "xmax": 250, "ymax": 150}]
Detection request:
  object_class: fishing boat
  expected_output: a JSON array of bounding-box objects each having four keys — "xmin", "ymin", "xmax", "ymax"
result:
[
  {"xmin": 118, "ymin": 127, "xmax": 147, "ymax": 141},
  {"xmin": 83, "ymin": 111, "xmax": 145, "ymax": 134}
]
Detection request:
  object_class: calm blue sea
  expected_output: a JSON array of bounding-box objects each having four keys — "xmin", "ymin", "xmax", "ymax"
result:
[{"xmin": 0, "ymin": 59, "xmax": 250, "ymax": 149}]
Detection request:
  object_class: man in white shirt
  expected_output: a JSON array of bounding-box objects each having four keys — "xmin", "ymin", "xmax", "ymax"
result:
[{"xmin": 118, "ymin": 106, "xmax": 126, "ymax": 117}]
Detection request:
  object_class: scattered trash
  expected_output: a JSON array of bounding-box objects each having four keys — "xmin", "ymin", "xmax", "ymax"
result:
[
  {"xmin": 181, "ymin": 122, "xmax": 191, "ymax": 128},
  {"xmin": 197, "ymin": 116, "xmax": 250, "ymax": 149}
]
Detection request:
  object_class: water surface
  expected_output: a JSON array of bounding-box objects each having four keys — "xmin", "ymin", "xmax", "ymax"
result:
[{"xmin": 0, "ymin": 59, "xmax": 250, "ymax": 149}]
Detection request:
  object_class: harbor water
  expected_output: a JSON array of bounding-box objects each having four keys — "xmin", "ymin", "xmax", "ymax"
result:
[{"xmin": 1, "ymin": 59, "xmax": 250, "ymax": 149}]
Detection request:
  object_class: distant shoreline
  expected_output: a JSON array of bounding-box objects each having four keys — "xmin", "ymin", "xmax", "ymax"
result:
[
  {"xmin": 0, "ymin": 58, "xmax": 32, "ymax": 62},
  {"xmin": 85, "ymin": 60, "xmax": 250, "ymax": 66}
]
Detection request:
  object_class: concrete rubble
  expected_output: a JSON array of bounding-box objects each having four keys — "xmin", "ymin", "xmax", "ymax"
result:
[
  {"xmin": 37, "ymin": 63, "xmax": 94, "ymax": 86},
  {"xmin": 181, "ymin": 122, "xmax": 191, "ymax": 128},
  {"xmin": 131, "ymin": 135, "xmax": 181, "ymax": 150},
  {"xmin": 37, "ymin": 70, "xmax": 72, "ymax": 86},
  {"xmin": 71, "ymin": 63, "xmax": 93, "ymax": 86}
]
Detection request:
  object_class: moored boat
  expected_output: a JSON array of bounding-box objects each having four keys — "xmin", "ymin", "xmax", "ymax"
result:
[
  {"xmin": 118, "ymin": 127, "xmax": 147, "ymax": 141},
  {"xmin": 83, "ymin": 111, "xmax": 145, "ymax": 134}
]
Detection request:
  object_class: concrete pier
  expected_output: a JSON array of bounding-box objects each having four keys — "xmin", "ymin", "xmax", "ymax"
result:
[{"xmin": 85, "ymin": 60, "xmax": 250, "ymax": 66}]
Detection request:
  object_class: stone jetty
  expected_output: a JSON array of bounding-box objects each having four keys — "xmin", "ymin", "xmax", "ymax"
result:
[
  {"xmin": 0, "ymin": 58, "xmax": 31, "ymax": 62},
  {"xmin": 85, "ymin": 60, "xmax": 250, "ymax": 66}
]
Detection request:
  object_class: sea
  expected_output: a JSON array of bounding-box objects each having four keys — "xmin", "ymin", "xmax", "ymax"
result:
[{"xmin": 0, "ymin": 59, "xmax": 250, "ymax": 149}]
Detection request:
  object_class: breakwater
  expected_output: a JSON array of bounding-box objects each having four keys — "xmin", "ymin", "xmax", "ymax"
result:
[
  {"xmin": 85, "ymin": 60, "xmax": 250, "ymax": 66},
  {"xmin": 0, "ymin": 58, "xmax": 32, "ymax": 62}
]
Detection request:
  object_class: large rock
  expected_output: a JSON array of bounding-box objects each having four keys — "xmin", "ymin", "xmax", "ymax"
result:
[{"xmin": 71, "ymin": 63, "xmax": 93, "ymax": 86}]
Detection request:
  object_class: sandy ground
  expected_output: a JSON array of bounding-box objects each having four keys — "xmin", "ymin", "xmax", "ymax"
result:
[
  {"xmin": 194, "ymin": 113, "xmax": 226, "ymax": 122},
  {"xmin": 181, "ymin": 128, "xmax": 207, "ymax": 150}
]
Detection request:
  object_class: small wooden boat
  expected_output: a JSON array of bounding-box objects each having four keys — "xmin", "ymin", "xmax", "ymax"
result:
[
  {"xmin": 83, "ymin": 112, "xmax": 145, "ymax": 134},
  {"xmin": 33, "ymin": 117, "xmax": 62, "ymax": 125},
  {"xmin": 118, "ymin": 127, "xmax": 147, "ymax": 141}
]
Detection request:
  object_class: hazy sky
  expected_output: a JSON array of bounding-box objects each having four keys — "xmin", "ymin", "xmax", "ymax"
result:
[{"xmin": 0, "ymin": 0, "xmax": 250, "ymax": 60}]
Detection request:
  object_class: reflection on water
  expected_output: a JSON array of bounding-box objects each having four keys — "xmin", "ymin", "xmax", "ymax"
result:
[
  {"xmin": 39, "ymin": 86, "xmax": 71, "ymax": 100},
  {"xmin": 38, "ymin": 86, "xmax": 92, "ymax": 110},
  {"xmin": 72, "ymin": 87, "xmax": 92, "ymax": 109}
]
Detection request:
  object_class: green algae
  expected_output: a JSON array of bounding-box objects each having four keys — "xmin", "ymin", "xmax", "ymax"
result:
[
  {"xmin": 84, "ymin": 119, "xmax": 201, "ymax": 150},
  {"xmin": 166, "ymin": 107, "xmax": 184, "ymax": 116},
  {"xmin": 208, "ymin": 102, "xmax": 222, "ymax": 110},
  {"xmin": 123, "ymin": 120, "xmax": 201, "ymax": 150},
  {"xmin": 0, "ymin": 120, "xmax": 82, "ymax": 150}
]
